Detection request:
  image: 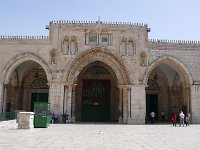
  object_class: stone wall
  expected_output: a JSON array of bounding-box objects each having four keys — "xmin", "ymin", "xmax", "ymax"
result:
[{"xmin": 0, "ymin": 20, "xmax": 200, "ymax": 123}]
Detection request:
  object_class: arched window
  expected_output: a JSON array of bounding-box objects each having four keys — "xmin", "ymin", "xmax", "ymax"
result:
[
  {"xmin": 31, "ymin": 78, "xmax": 48, "ymax": 89},
  {"xmin": 146, "ymin": 79, "xmax": 159, "ymax": 90}
]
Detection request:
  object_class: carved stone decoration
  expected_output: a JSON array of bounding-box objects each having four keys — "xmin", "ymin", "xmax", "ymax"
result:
[
  {"xmin": 140, "ymin": 51, "xmax": 147, "ymax": 66},
  {"xmin": 61, "ymin": 36, "xmax": 70, "ymax": 54},
  {"xmin": 31, "ymin": 78, "xmax": 48, "ymax": 89},
  {"xmin": 119, "ymin": 37, "xmax": 127, "ymax": 56},
  {"xmin": 146, "ymin": 79, "xmax": 160, "ymax": 90},
  {"xmin": 50, "ymin": 48, "xmax": 57, "ymax": 64},
  {"xmin": 119, "ymin": 37, "xmax": 135, "ymax": 56},
  {"xmin": 127, "ymin": 38, "xmax": 135, "ymax": 55},
  {"xmin": 61, "ymin": 36, "xmax": 78, "ymax": 55},
  {"xmin": 70, "ymin": 36, "xmax": 78, "ymax": 55}
]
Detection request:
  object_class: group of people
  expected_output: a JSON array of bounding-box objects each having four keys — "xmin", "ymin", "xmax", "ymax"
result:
[
  {"xmin": 149, "ymin": 111, "xmax": 191, "ymax": 126},
  {"xmin": 171, "ymin": 111, "xmax": 191, "ymax": 127},
  {"xmin": 149, "ymin": 111, "xmax": 165, "ymax": 124},
  {"xmin": 50, "ymin": 113, "xmax": 69, "ymax": 124}
]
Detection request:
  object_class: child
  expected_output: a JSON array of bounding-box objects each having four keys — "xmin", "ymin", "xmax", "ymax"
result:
[
  {"xmin": 172, "ymin": 113, "xmax": 177, "ymax": 127},
  {"xmin": 185, "ymin": 115, "xmax": 190, "ymax": 126}
]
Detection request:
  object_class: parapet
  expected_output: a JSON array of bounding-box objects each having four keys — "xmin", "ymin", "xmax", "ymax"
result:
[
  {"xmin": 149, "ymin": 39, "xmax": 200, "ymax": 50},
  {"xmin": 0, "ymin": 35, "xmax": 49, "ymax": 41},
  {"xmin": 49, "ymin": 20, "xmax": 148, "ymax": 28}
]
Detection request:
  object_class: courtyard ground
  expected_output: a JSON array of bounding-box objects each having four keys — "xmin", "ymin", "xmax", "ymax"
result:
[{"xmin": 0, "ymin": 122, "xmax": 199, "ymax": 150}]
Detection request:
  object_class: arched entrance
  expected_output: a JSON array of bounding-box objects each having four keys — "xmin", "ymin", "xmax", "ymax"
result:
[
  {"xmin": 76, "ymin": 61, "xmax": 118, "ymax": 122},
  {"xmin": 2, "ymin": 61, "xmax": 49, "ymax": 112},
  {"xmin": 144, "ymin": 56, "xmax": 191, "ymax": 123},
  {"xmin": 63, "ymin": 47, "xmax": 130, "ymax": 123},
  {"xmin": 1, "ymin": 53, "xmax": 51, "ymax": 112}
]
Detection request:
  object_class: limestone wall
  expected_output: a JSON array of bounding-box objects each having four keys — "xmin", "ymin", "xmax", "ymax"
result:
[{"xmin": 1, "ymin": 20, "xmax": 200, "ymax": 123}]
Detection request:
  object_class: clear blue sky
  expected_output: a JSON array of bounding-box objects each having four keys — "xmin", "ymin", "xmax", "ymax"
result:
[{"xmin": 0, "ymin": 0, "xmax": 200, "ymax": 41}]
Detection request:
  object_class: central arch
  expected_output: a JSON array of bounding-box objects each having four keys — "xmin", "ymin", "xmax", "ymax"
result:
[
  {"xmin": 63, "ymin": 46, "xmax": 130, "ymax": 84},
  {"xmin": 63, "ymin": 47, "xmax": 130, "ymax": 122}
]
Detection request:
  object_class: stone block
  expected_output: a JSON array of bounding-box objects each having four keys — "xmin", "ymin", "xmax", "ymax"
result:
[{"xmin": 18, "ymin": 112, "xmax": 35, "ymax": 129}]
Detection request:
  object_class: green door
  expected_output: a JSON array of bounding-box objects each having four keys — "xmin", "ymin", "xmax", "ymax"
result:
[
  {"xmin": 82, "ymin": 80, "xmax": 111, "ymax": 122},
  {"xmin": 146, "ymin": 94, "xmax": 158, "ymax": 120},
  {"xmin": 31, "ymin": 93, "xmax": 48, "ymax": 111}
]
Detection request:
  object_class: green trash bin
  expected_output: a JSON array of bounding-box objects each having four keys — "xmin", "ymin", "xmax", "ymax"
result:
[{"xmin": 34, "ymin": 102, "xmax": 50, "ymax": 128}]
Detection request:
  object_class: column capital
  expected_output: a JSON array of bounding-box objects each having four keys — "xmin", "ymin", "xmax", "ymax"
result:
[
  {"xmin": 65, "ymin": 83, "xmax": 77, "ymax": 89},
  {"xmin": 118, "ymin": 84, "xmax": 134, "ymax": 89},
  {"xmin": 47, "ymin": 82, "xmax": 65, "ymax": 88}
]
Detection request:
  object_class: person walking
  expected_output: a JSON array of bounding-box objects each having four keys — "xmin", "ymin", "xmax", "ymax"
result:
[
  {"xmin": 161, "ymin": 111, "xmax": 165, "ymax": 122},
  {"xmin": 187, "ymin": 112, "xmax": 191, "ymax": 124},
  {"xmin": 185, "ymin": 115, "xmax": 190, "ymax": 126},
  {"xmin": 179, "ymin": 111, "xmax": 185, "ymax": 127},
  {"xmin": 150, "ymin": 111, "xmax": 156, "ymax": 124},
  {"xmin": 172, "ymin": 113, "xmax": 177, "ymax": 127}
]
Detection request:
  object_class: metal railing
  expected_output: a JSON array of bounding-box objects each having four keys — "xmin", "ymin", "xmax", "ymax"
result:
[{"xmin": 0, "ymin": 112, "xmax": 17, "ymax": 121}]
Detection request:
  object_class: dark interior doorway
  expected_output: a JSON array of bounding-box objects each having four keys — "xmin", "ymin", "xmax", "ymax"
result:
[
  {"xmin": 31, "ymin": 93, "xmax": 48, "ymax": 111},
  {"xmin": 82, "ymin": 79, "xmax": 111, "ymax": 122},
  {"xmin": 146, "ymin": 94, "xmax": 158, "ymax": 121}
]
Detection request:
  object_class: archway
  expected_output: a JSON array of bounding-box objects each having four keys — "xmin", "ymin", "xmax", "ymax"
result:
[
  {"xmin": 1, "ymin": 56, "xmax": 50, "ymax": 112},
  {"xmin": 144, "ymin": 56, "xmax": 191, "ymax": 123},
  {"xmin": 63, "ymin": 47, "xmax": 130, "ymax": 123}
]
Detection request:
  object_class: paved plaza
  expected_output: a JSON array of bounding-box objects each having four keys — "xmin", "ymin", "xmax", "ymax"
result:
[{"xmin": 0, "ymin": 122, "xmax": 200, "ymax": 150}]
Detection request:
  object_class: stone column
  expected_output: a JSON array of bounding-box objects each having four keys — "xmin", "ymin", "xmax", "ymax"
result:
[
  {"xmin": 122, "ymin": 85, "xmax": 129, "ymax": 123},
  {"xmin": 66, "ymin": 83, "xmax": 72, "ymax": 122},
  {"xmin": 0, "ymin": 82, "xmax": 4, "ymax": 112},
  {"xmin": 0, "ymin": 83, "xmax": 8, "ymax": 112},
  {"xmin": 127, "ymin": 84, "xmax": 146, "ymax": 124},
  {"xmin": 71, "ymin": 84, "xmax": 77, "ymax": 123},
  {"xmin": 118, "ymin": 85, "xmax": 123, "ymax": 123},
  {"xmin": 128, "ymin": 86, "xmax": 131, "ymax": 118},
  {"xmin": 48, "ymin": 83, "xmax": 64, "ymax": 118},
  {"xmin": 190, "ymin": 84, "xmax": 200, "ymax": 123}
]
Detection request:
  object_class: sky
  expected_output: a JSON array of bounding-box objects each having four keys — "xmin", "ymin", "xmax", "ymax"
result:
[{"xmin": 0, "ymin": 0, "xmax": 200, "ymax": 41}]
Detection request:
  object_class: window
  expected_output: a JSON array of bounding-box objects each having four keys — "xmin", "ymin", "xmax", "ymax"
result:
[
  {"xmin": 102, "ymin": 37, "xmax": 108, "ymax": 42},
  {"xmin": 89, "ymin": 34, "xmax": 97, "ymax": 43}
]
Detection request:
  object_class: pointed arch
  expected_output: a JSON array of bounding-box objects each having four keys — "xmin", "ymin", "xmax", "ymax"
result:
[
  {"xmin": 1, "ymin": 52, "xmax": 52, "ymax": 84},
  {"xmin": 143, "ymin": 55, "xmax": 193, "ymax": 86},
  {"xmin": 62, "ymin": 46, "xmax": 130, "ymax": 85}
]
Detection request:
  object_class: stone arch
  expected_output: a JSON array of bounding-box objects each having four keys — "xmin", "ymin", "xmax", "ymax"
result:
[
  {"xmin": 143, "ymin": 56, "xmax": 193, "ymax": 86},
  {"xmin": 63, "ymin": 46, "xmax": 130, "ymax": 85},
  {"xmin": 2, "ymin": 52, "xmax": 52, "ymax": 84}
]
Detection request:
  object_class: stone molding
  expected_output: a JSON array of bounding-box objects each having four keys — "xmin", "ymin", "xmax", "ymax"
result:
[
  {"xmin": 143, "ymin": 55, "xmax": 193, "ymax": 86},
  {"xmin": 1, "ymin": 52, "xmax": 52, "ymax": 84},
  {"xmin": 62, "ymin": 47, "xmax": 130, "ymax": 85}
]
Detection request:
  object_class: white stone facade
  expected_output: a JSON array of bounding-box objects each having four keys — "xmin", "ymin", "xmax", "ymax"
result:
[{"xmin": 0, "ymin": 20, "xmax": 200, "ymax": 124}]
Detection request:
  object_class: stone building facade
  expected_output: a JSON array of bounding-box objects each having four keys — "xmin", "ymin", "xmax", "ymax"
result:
[{"xmin": 0, "ymin": 20, "xmax": 200, "ymax": 124}]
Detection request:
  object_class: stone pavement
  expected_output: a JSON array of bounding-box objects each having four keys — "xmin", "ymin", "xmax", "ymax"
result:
[{"xmin": 0, "ymin": 122, "xmax": 200, "ymax": 150}]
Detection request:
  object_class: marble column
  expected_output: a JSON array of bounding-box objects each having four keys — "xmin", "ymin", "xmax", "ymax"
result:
[
  {"xmin": 71, "ymin": 84, "xmax": 77, "ymax": 123},
  {"xmin": 118, "ymin": 85, "xmax": 123, "ymax": 123},
  {"xmin": 0, "ymin": 82, "xmax": 4, "ymax": 112},
  {"xmin": 122, "ymin": 85, "xmax": 129, "ymax": 124},
  {"xmin": 66, "ymin": 83, "xmax": 72, "ymax": 122},
  {"xmin": 0, "ymin": 83, "xmax": 8, "ymax": 112}
]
